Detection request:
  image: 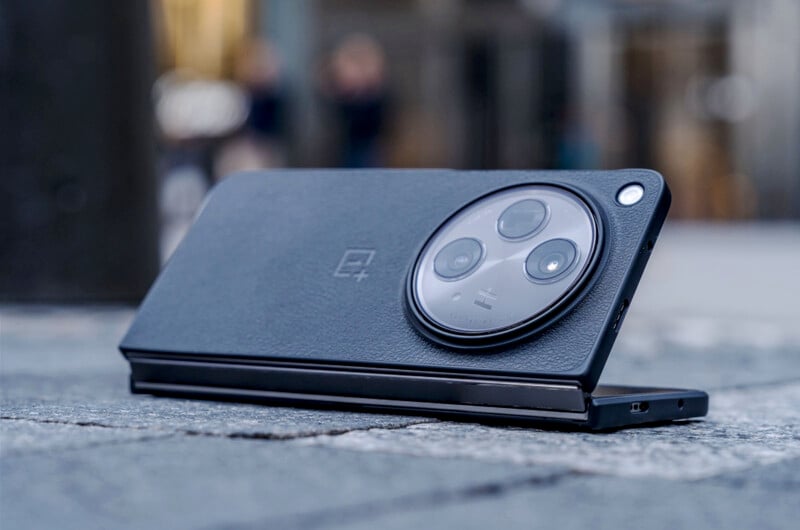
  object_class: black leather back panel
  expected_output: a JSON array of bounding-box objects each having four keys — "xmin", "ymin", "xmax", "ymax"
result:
[{"xmin": 120, "ymin": 169, "xmax": 669, "ymax": 390}]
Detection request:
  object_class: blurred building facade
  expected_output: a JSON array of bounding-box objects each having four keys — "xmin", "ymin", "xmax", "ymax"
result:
[{"xmin": 154, "ymin": 0, "xmax": 798, "ymax": 219}]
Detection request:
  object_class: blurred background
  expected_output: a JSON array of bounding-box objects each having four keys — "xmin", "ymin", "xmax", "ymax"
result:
[{"xmin": 1, "ymin": 0, "xmax": 798, "ymax": 302}]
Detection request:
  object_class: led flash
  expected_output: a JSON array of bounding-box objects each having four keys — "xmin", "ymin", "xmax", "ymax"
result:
[{"xmin": 618, "ymin": 184, "xmax": 644, "ymax": 206}]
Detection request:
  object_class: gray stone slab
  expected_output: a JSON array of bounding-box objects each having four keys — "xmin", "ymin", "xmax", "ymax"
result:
[
  {"xmin": 304, "ymin": 380, "xmax": 800, "ymax": 480},
  {"xmin": 336, "ymin": 459, "xmax": 800, "ymax": 530},
  {"xmin": 1, "ymin": 373, "xmax": 431, "ymax": 441},
  {"xmin": 0, "ymin": 434, "xmax": 562, "ymax": 530},
  {"xmin": 0, "ymin": 306, "xmax": 133, "ymax": 375},
  {"xmin": 1, "ymin": 372, "xmax": 133, "ymax": 402},
  {"xmin": 0, "ymin": 418, "xmax": 171, "ymax": 457}
]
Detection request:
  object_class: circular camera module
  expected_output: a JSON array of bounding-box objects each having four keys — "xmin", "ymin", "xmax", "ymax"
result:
[
  {"xmin": 433, "ymin": 237, "xmax": 484, "ymax": 280},
  {"xmin": 409, "ymin": 184, "xmax": 600, "ymax": 342}
]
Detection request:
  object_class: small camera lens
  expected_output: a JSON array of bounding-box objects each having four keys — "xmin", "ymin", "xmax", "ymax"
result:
[
  {"xmin": 433, "ymin": 237, "xmax": 484, "ymax": 279},
  {"xmin": 526, "ymin": 239, "xmax": 578, "ymax": 282},
  {"xmin": 497, "ymin": 199, "xmax": 547, "ymax": 240}
]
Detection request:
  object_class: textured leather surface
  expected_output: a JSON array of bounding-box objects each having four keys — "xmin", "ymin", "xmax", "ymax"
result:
[{"xmin": 120, "ymin": 169, "xmax": 669, "ymax": 390}]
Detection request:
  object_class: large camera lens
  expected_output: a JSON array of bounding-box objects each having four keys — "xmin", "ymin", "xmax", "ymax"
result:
[
  {"xmin": 497, "ymin": 199, "xmax": 547, "ymax": 240},
  {"xmin": 433, "ymin": 237, "xmax": 483, "ymax": 279},
  {"xmin": 525, "ymin": 239, "xmax": 578, "ymax": 282}
]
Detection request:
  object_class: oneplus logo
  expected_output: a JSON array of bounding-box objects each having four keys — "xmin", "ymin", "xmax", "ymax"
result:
[
  {"xmin": 474, "ymin": 288, "xmax": 497, "ymax": 310},
  {"xmin": 334, "ymin": 249, "xmax": 376, "ymax": 282}
]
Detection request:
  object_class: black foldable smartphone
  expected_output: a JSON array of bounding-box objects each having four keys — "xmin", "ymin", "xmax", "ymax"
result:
[{"xmin": 120, "ymin": 169, "xmax": 708, "ymax": 430}]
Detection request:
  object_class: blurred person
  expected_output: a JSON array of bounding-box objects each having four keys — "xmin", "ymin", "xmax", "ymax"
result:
[
  {"xmin": 323, "ymin": 34, "xmax": 389, "ymax": 168},
  {"xmin": 214, "ymin": 39, "xmax": 287, "ymax": 178}
]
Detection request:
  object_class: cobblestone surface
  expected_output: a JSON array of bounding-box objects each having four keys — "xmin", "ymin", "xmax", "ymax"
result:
[{"xmin": 1, "ymin": 223, "xmax": 799, "ymax": 529}]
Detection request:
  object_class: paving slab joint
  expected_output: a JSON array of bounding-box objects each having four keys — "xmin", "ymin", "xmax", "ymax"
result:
[{"xmin": 0, "ymin": 414, "xmax": 438, "ymax": 442}]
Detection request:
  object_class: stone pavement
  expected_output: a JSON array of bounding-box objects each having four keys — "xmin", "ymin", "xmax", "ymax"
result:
[{"xmin": 2, "ymin": 223, "xmax": 799, "ymax": 529}]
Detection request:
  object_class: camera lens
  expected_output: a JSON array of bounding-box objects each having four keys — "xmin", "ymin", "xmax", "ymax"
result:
[
  {"xmin": 526, "ymin": 239, "xmax": 578, "ymax": 282},
  {"xmin": 433, "ymin": 237, "xmax": 483, "ymax": 279},
  {"xmin": 497, "ymin": 199, "xmax": 547, "ymax": 240}
]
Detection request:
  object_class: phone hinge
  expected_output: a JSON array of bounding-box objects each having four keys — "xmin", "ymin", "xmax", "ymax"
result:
[{"xmin": 127, "ymin": 354, "xmax": 589, "ymax": 413}]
